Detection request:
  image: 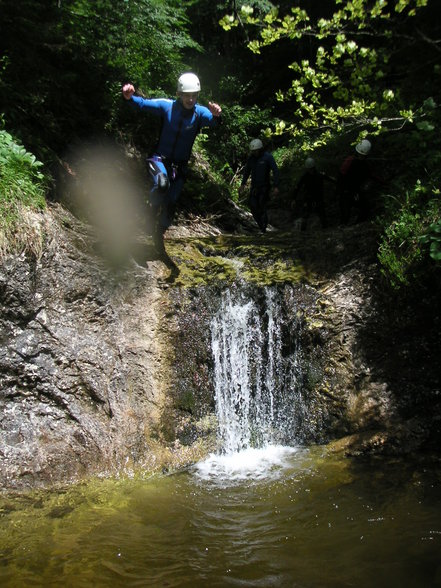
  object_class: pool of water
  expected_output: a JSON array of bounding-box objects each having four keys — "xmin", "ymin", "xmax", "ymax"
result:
[{"xmin": 1, "ymin": 445, "xmax": 440, "ymax": 587}]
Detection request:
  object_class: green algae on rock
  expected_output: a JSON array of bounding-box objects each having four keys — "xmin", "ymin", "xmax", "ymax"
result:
[{"xmin": 165, "ymin": 234, "xmax": 314, "ymax": 288}]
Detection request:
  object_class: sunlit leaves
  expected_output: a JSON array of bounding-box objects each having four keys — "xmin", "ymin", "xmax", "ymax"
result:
[
  {"xmin": 400, "ymin": 109, "xmax": 415, "ymax": 123},
  {"xmin": 0, "ymin": 129, "xmax": 47, "ymax": 255},
  {"xmin": 220, "ymin": 0, "xmax": 431, "ymax": 147},
  {"xmin": 241, "ymin": 5, "xmax": 254, "ymax": 17},
  {"xmin": 275, "ymin": 120, "xmax": 286, "ymax": 135},
  {"xmin": 219, "ymin": 14, "xmax": 238, "ymax": 31},
  {"xmin": 395, "ymin": 0, "xmax": 428, "ymax": 14}
]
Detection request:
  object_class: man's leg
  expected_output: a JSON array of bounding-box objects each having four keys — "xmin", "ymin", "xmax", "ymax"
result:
[
  {"xmin": 249, "ymin": 188, "xmax": 268, "ymax": 232},
  {"xmin": 152, "ymin": 174, "xmax": 185, "ymax": 259},
  {"xmin": 249, "ymin": 190, "xmax": 261, "ymax": 228},
  {"xmin": 302, "ymin": 197, "xmax": 313, "ymax": 231},
  {"xmin": 147, "ymin": 158, "xmax": 169, "ymax": 255},
  {"xmin": 258, "ymin": 188, "xmax": 269, "ymax": 232},
  {"xmin": 356, "ymin": 187, "xmax": 370, "ymax": 222},
  {"xmin": 164, "ymin": 175, "xmax": 185, "ymax": 230},
  {"xmin": 316, "ymin": 197, "xmax": 327, "ymax": 228},
  {"xmin": 339, "ymin": 190, "xmax": 353, "ymax": 225}
]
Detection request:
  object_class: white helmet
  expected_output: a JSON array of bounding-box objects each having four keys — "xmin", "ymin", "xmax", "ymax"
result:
[
  {"xmin": 250, "ymin": 138, "xmax": 263, "ymax": 151},
  {"xmin": 305, "ymin": 157, "xmax": 315, "ymax": 169},
  {"xmin": 356, "ymin": 139, "xmax": 371, "ymax": 156},
  {"xmin": 177, "ymin": 72, "xmax": 201, "ymax": 93}
]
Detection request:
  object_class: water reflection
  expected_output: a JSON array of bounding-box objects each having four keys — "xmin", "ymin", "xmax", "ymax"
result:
[{"xmin": 1, "ymin": 448, "xmax": 440, "ymax": 588}]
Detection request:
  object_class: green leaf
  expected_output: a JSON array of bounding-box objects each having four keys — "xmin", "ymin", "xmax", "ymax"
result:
[
  {"xmin": 416, "ymin": 121, "xmax": 435, "ymax": 132},
  {"xmin": 423, "ymin": 97, "xmax": 436, "ymax": 110}
]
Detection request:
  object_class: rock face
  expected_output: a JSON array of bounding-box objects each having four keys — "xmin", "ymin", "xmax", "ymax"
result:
[
  {"xmin": 1, "ymin": 202, "xmax": 440, "ymax": 491},
  {"xmin": 0, "ymin": 204, "xmax": 172, "ymax": 490}
]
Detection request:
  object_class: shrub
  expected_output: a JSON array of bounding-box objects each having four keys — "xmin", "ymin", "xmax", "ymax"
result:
[
  {"xmin": 378, "ymin": 179, "xmax": 441, "ymax": 289},
  {"xmin": 0, "ymin": 129, "xmax": 47, "ymax": 256}
]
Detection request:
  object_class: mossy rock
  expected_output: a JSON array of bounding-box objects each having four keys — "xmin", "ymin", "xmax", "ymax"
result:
[{"xmin": 166, "ymin": 233, "xmax": 315, "ymax": 288}]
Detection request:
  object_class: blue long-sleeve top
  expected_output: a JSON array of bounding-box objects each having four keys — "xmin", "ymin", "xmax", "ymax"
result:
[
  {"xmin": 130, "ymin": 95, "xmax": 219, "ymax": 164},
  {"xmin": 241, "ymin": 151, "xmax": 280, "ymax": 189}
]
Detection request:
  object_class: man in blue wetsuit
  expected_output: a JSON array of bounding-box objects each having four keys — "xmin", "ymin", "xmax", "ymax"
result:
[
  {"xmin": 239, "ymin": 139, "xmax": 280, "ymax": 233},
  {"xmin": 122, "ymin": 73, "xmax": 222, "ymax": 256}
]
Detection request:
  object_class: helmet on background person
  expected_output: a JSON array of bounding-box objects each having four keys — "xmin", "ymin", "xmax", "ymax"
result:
[
  {"xmin": 305, "ymin": 157, "xmax": 315, "ymax": 169},
  {"xmin": 355, "ymin": 139, "xmax": 372, "ymax": 156},
  {"xmin": 250, "ymin": 138, "xmax": 263, "ymax": 152},
  {"xmin": 177, "ymin": 73, "xmax": 201, "ymax": 93}
]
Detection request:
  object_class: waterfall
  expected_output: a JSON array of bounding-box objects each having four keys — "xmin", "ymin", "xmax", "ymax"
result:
[{"xmin": 210, "ymin": 286, "xmax": 306, "ymax": 455}]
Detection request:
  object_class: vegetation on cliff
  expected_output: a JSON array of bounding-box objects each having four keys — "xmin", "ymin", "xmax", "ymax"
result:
[{"xmin": 0, "ymin": 129, "xmax": 46, "ymax": 256}]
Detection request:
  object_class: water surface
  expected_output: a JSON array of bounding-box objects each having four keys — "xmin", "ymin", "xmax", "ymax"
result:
[{"xmin": 1, "ymin": 446, "xmax": 440, "ymax": 587}]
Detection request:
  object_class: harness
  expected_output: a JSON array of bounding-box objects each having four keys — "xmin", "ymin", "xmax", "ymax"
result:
[{"xmin": 147, "ymin": 155, "xmax": 177, "ymax": 194}]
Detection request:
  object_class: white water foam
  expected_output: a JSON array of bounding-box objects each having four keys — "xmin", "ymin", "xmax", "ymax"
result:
[{"xmin": 194, "ymin": 445, "xmax": 299, "ymax": 485}]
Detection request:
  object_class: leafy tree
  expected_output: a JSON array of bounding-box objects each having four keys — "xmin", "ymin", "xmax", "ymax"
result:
[
  {"xmin": 217, "ymin": 0, "xmax": 441, "ymax": 292},
  {"xmin": 220, "ymin": 0, "xmax": 438, "ymax": 149}
]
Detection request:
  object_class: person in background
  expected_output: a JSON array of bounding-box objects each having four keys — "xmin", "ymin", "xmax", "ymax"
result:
[
  {"xmin": 122, "ymin": 73, "xmax": 222, "ymax": 259},
  {"xmin": 239, "ymin": 138, "xmax": 280, "ymax": 233},
  {"xmin": 292, "ymin": 157, "xmax": 335, "ymax": 230},
  {"xmin": 337, "ymin": 139, "xmax": 380, "ymax": 225}
]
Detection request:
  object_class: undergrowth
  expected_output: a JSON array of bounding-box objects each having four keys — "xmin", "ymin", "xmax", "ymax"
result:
[
  {"xmin": 378, "ymin": 178, "xmax": 441, "ymax": 290},
  {"xmin": 0, "ymin": 128, "xmax": 47, "ymax": 256}
]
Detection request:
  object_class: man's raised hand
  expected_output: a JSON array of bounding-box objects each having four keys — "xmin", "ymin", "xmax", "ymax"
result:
[
  {"xmin": 122, "ymin": 84, "xmax": 135, "ymax": 100},
  {"xmin": 208, "ymin": 102, "xmax": 222, "ymax": 117}
]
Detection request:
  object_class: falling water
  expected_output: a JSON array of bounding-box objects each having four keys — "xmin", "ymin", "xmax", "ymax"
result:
[{"xmin": 210, "ymin": 286, "xmax": 306, "ymax": 456}]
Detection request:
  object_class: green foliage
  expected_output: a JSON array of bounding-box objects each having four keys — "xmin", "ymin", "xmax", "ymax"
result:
[
  {"xmin": 220, "ymin": 0, "xmax": 433, "ymax": 147},
  {"xmin": 215, "ymin": 0, "xmax": 441, "ymax": 296},
  {"xmin": 0, "ymin": 128, "xmax": 47, "ymax": 254},
  {"xmin": 0, "ymin": 131, "xmax": 44, "ymax": 180},
  {"xmin": 0, "ymin": 130, "xmax": 46, "ymax": 202},
  {"xmin": 103, "ymin": 0, "xmax": 199, "ymax": 90},
  {"xmin": 203, "ymin": 103, "xmax": 272, "ymax": 165},
  {"xmin": 420, "ymin": 221, "xmax": 441, "ymax": 261},
  {"xmin": 378, "ymin": 180, "xmax": 441, "ymax": 288},
  {"xmin": 372, "ymin": 88, "xmax": 441, "ymax": 290},
  {"xmin": 219, "ymin": 0, "xmax": 276, "ymax": 31}
]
